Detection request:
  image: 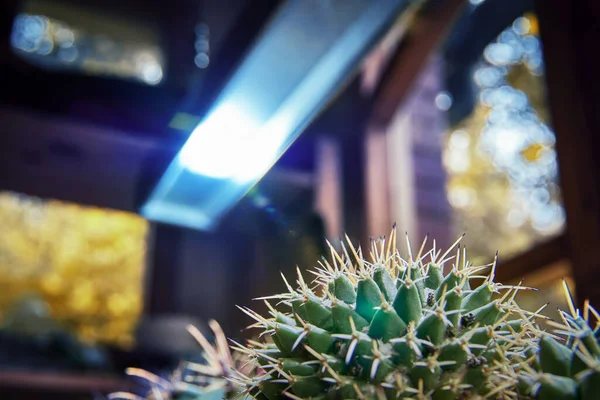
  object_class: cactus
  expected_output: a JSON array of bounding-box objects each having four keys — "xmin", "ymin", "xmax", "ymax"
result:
[
  {"xmin": 231, "ymin": 228, "xmax": 541, "ymax": 399},
  {"xmin": 518, "ymin": 281, "xmax": 600, "ymax": 400},
  {"xmin": 109, "ymin": 320, "xmax": 251, "ymax": 400}
]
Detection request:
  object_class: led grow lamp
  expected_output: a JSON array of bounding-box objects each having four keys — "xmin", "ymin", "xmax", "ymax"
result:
[{"xmin": 142, "ymin": 0, "xmax": 409, "ymax": 230}]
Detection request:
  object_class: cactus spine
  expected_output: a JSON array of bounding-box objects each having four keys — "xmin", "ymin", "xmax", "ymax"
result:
[
  {"xmin": 519, "ymin": 281, "xmax": 600, "ymax": 400},
  {"xmin": 109, "ymin": 320, "xmax": 249, "ymax": 400}
]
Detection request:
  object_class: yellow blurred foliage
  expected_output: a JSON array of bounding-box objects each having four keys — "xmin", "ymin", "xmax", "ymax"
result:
[
  {"xmin": 444, "ymin": 104, "xmax": 557, "ymax": 265},
  {"xmin": 0, "ymin": 192, "xmax": 148, "ymax": 347},
  {"xmin": 525, "ymin": 13, "xmax": 539, "ymax": 36},
  {"xmin": 521, "ymin": 143, "xmax": 547, "ymax": 162},
  {"xmin": 443, "ymin": 21, "xmax": 563, "ymax": 265}
]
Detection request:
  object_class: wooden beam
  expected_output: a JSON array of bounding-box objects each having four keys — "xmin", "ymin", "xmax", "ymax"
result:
[
  {"xmin": 534, "ymin": 0, "xmax": 600, "ymax": 307},
  {"xmin": 145, "ymin": 223, "xmax": 183, "ymax": 315},
  {"xmin": 314, "ymin": 78, "xmax": 377, "ymax": 247},
  {"xmin": 369, "ymin": 0, "xmax": 467, "ymax": 129},
  {"xmin": 495, "ymin": 233, "xmax": 570, "ymax": 284}
]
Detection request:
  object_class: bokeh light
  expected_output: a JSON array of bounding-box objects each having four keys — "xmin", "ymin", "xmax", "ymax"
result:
[
  {"xmin": 10, "ymin": 13, "xmax": 165, "ymax": 85},
  {"xmin": 435, "ymin": 91, "xmax": 453, "ymax": 111},
  {"xmin": 194, "ymin": 22, "xmax": 210, "ymax": 69}
]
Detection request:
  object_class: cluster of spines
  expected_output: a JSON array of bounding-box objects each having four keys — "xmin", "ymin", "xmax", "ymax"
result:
[
  {"xmin": 518, "ymin": 281, "xmax": 600, "ymax": 400},
  {"xmin": 109, "ymin": 320, "xmax": 246, "ymax": 400},
  {"xmin": 232, "ymin": 229, "xmax": 543, "ymax": 400}
]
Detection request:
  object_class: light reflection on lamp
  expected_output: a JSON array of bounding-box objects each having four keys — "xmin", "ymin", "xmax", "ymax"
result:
[
  {"xmin": 142, "ymin": 0, "xmax": 410, "ymax": 230},
  {"xmin": 179, "ymin": 103, "xmax": 264, "ymax": 181}
]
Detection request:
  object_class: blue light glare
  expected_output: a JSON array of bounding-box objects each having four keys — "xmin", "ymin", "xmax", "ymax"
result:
[
  {"xmin": 178, "ymin": 102, "xmax": 283, "ymax": 183},
  {"xmin": 142, "ymin": 0, "xmax": 409, "ymax": 230}
]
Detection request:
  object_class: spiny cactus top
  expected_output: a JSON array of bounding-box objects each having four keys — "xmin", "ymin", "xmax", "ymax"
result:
[
  {"xmin": 519, "ymin": 281, "xmax": 600, "ymax": 400},
  {"xmin": 232, "ymin": 229, "xmax": 541, "ymax": 400}
]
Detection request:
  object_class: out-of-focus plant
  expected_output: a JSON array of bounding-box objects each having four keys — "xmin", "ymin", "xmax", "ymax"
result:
[{"xmin": 0, "ymin": 192, "xmax": 148, "ymax": 347}]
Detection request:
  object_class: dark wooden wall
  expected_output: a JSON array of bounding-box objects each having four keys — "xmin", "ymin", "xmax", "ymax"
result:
[{"xmin": 534, "ymin": 0, "xmax": 600, "ymax": 307}]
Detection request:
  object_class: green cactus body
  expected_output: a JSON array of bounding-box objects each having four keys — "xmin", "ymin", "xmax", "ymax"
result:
[
  {"xmin": 520, "ymin": 281, "xmax": 600, "ymax": 400},
  {"xmin": 235, "ymin": 230, "xmax": 537, "ymax": 399}
]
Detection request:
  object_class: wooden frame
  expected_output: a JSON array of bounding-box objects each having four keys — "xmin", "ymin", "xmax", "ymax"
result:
[
  {"xmin": 533, "ymin": 0, "xmax": 600, "ymax": 306},
  {"xmin": 494, "ymin": 234, "xmax": 569, "ymax": 284},
  {"xmin": 370, "ymin": 0, "xmax": 467, "ymax": 130}
]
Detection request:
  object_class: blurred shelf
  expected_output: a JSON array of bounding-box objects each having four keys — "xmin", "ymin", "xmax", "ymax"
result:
[
  {"xmin": 264, "ymin": 167, "xmax": 314, "ymax": 189},
  {"xmin": 255, "ymin": 167, "xmax": 315, "ymax": 213},
  {"xmin": 0, "ymin": 370, "xmax": 131, "ymax": 393}
]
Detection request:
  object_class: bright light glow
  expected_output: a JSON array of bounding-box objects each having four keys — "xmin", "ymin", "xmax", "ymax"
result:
[
  {"xmin": 449, "ymin": 130, "xmax": 470, "ymax": 149},
  {"xmin": 493, "ymin": 127, "xmax": 524, "ymax": 154},
  {"xmin": 55, "ymin": 28, "xmax": 74, "ymax": 46},
  {"xmin": 506, "ymin": 208, "xmax": 527, "ymax": 228},
  {"xmin": 136, "ymin": 51, "xmax": 163, "ymax": 85},
  {"xmin": 142, "ymin": 0, "xmax": 410, "ymax": 230},
  {"xmin": 11, "ymin": 14, "xmax": 47, "ymax": 52},
  {"xmin": 484, "ymin": 43, "xmax": 517, "ymax": 66},
  {"xmin": 448, "ymin": 186, "xmax": 476, "ymax": 208},
  {"xmin": 512, "ymin": 17, "xmax": 531, "ymax": 36},
  {"xmin": 139, "ymin": 63, "xmax": 162, "ymax": 84},
  {"xmin": 179, "ymin": 103, "xmax": 259, "ymax": 179},
  {"xmin": 194, "ymin": 53, "xmax": 210, "ymax": 68},
  {"xmin": 474, "ymin": 67, "xmax": 503, "ymax": 87},
  {"xmin": 179, "ymin": 103, "xmax": 288, "ymax": 183},
  {"xmin": 233, "ymin": 117, "xmax": 289, "ymax": 183},
  {"xmin": 444, "ymin": 151, "xmax": 470, "ymax": 173}
]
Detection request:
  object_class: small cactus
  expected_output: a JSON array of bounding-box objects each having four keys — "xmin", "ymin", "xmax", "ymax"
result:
[
  {"xmin": 231, "ymin": 228, "xmax": 541, "ymax": 399},
  {"xmin": 518, "ymin": 281, "xmax": 600, "ymax": 400},
  {"xmin": 109, "ymin": 320, "xmax": 250, "ymax": 400}
]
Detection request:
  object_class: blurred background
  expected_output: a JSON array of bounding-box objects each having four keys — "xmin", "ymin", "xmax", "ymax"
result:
[{"xmin": 0, "ymin": 0, "xmax": 599, "ymax": 398}]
